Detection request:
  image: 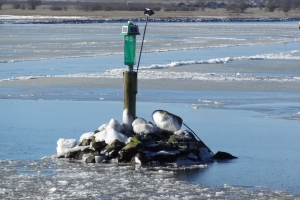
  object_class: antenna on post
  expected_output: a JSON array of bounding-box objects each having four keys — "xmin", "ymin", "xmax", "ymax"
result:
[{"xmin": 136, "ymin": 8, "xmax": 155, "ymax": 73}]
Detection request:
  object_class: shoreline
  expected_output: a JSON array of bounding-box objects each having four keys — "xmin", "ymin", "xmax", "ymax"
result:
[
  {"xmin": 1, "ymin": 5, "xmax": 300, "ymax": 23},
  {"xmin": 1, "ymin": 17, "xmax": 300, "ymax": 24},
  {"xmin": 1, "ymin": 14, "xmax": 300, "ymax": 24},
  {"xmin": 1, "ymin": 77, "xmax": 299, "ymax": 92}
]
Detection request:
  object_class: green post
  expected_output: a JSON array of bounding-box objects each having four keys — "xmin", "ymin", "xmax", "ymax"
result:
[
  {"xmin": 121, "ymin": 21, "xmax": 140, "ymax": 130},
  {"xmin": 124, "ymin": 35, "xmax": 136, "ymax": 68}
]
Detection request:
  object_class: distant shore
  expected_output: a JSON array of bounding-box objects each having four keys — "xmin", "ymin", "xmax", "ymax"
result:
[{"xmin": 1, "ymin": 4, "xmax": 300, "ymax": 22}]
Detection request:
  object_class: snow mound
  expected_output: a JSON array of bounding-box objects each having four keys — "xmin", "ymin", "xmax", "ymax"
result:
[
  {"xmin": 152, "ymin": 110, "xmax": 182, "ymax": 132},
  {"xmin": 95, "ymin": 128, "xmax": 128, "ymax": 145},
  {"xmin": 56, "ymin": 138, "xmax": 88, "ymax": 156}
]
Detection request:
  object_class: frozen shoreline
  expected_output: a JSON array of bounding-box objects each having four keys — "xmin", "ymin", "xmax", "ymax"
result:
[{"xmin": 1, "ymin": 77, "xmax": 300, "ymax": 92}]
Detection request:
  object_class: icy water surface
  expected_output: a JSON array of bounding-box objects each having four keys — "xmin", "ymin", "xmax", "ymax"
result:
[
  {"xmin": 1, "ymin": 22, "xmax": 300, "ymax": 81},
  {"xmin": 0, "ymin": 158, "xmax": 297, "ymax": 199},
  {"xmin": 0, "ymin": 100, "xmax": 300, "ymax": 199}
]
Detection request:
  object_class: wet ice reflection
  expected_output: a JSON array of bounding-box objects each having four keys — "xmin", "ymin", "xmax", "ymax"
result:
[{"xmin": 0, "ymin": 157, "xmax": 297, "ymax": 199}]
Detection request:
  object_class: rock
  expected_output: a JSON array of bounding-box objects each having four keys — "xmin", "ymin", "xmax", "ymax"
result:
[
  {"xmin": 80, "ymin": 139, "xmax": 92, "ymax": 146},
  {"xmin": 173, "ymin": 129, "xmax": 196, "ymax": 142},
  {"xmin": 179, "ymin": 141, "xmax": 200, "ymax": 151},
  {"xmin": 168, "ymin": 137, "xmax": 200, "ymax": 152},
  {"xmin": 213, "ymin": 151, "xmax": 237, "ymax": 160},
  {"xmin": 120, "ymin": 129, "xmax": 135, "ymax": 138},
  {"xmin": 160, "ymin": 130, "xmax": 175, "ymax": 140},
  {"xmin": 118, "ymin": 136, "xmax": 144, "ymax": 163},
  {"xmin": 86, "ymin": 151, "xmax": 99, "ymax": 163},
  {"xmin": 152, "ymin": 110, "xmax": 182, "ymax": 132},
  {"xmin": 168, "ymin": 134, "xmax": 177, "ymax": 143},
  {"xmin": 149, "ymin": 150, "xmax": 181, "ymax": 163},
  {"xmin": 144, "ymin": 141, "xmax": 177, "ymax": 152},
  {"xmin": 91, "ymin": 137, "xmax": 107, "ymax": 151},
  {"xmin": 64, "ymin": 151, "xmax": 78, "ymax": 159},
  {"xmin": 75, "ymin": 149, "xmax": 94, "ymax": 160},
  {"xmin": 101, "ymin": 139, "xmax": 125, "ymax": 160},
  {"xmin": 187, "ymin": 152, "xmax": 199, "ymax": 161},
  {"xmin": 199, "ymin": 147, "xmax": 214, "ymax": 162},
  {"xmin": 57, "ymin": 110, "xmax": 217, "ymax": 165},
  {"xmin": 131, "ymin": 152, "xmax": 150, "ymax": 164},
  {"xmin": 95, "ymin": 154, "xmax": 107, "ymax": 163}
]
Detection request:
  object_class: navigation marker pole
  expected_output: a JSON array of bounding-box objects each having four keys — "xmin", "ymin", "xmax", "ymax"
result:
[{"xmin": 136, "ymin": 8, "xmax": 155, "ymax": 74}]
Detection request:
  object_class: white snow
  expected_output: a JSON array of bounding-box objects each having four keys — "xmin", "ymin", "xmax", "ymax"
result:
[
  {"xmin": 57, "ymin": 118, "xmax": 130, "ymax": 157},
  {"xmin": 133, "ymin": 123, "xmax": 161, "ymax": 135},
  {"xmin": 132, "ymin": 118, "xmax": 147, "ymax": 127},
  {"xmin": 79, "ymin": 132, "xmax": 94, "ymax": 142},
  {"xmin": 98, "ymin": 123, "xmax": 108, "ymax": 131},
  {"xmin": 123, "ymin": 108, "xmax": 134, "ymax": 131},
  {"xmin": 94, "ymin": 128, "xmax": 128, "ymax": 145},
  {"xmin": 152, "ymin": 110, "xmax": 181, "ymax": 132},
  {"xmin": 56, "ymin": 140, "xmax": 89, "ymax": 157},
  {"xmin": 57, "ymin": 138, "xmax": 77, "ymax": 148},
  {"xmin": 94, "ymin": 119, "xmax": 129, "ymax": 145},
  {"xmin": 106, "ymin": 119, "xmax": 124, "ymax": 132},
  {"xmin": 81, "ymin": 119, "xmax": 128, "ymax": 146},
  {"xmin": 132, "ymin": 118, "xmax": 162, "ymax": 135},
  {"xmin": 56, "ymin": 138, "xmax": 78, "ymax": 156},
  {"xmin": 134, "ymin": 156, "xmax": 141, "ymax": 164}
]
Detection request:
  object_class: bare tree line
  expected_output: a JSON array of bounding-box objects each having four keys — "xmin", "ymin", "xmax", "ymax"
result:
[
  {"xmin": 1, "ymin": 0, "xmax": 300, "ymax": 13},
  {"xmin": 264, "ymin": 0, "xmax": 300, "ymax": 12},
  {"xmin": 0, "ymin": 0, "xmax": 41, "ymax": 10}
]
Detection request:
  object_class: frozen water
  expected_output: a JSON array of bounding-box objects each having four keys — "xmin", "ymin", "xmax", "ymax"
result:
[
  {"xmin": 1, "ymin": 22, "xmax": 300, "ymax": 82},
  {"xmin": 0, "ymin": 157, "xmax": 298, "ymax": 199}
]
